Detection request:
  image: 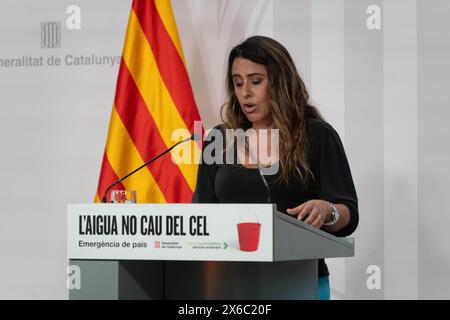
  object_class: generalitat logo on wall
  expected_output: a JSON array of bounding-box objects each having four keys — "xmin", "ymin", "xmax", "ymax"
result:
[
  {"xmin": 41, "ymin": 22, "xmax": 62, "ymax": 48},
  {"xmin": 41, "ymin": 5, "xmax": 81, "ymax": 49},
  {"xmin": 0, "ymin": 4, "xmax": 121, "ymax": 69}
]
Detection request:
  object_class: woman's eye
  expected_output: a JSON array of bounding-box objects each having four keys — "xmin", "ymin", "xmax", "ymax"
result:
[
  {"xmin": 234, "ymin": 81, "xmax": 243, "ymax": 87},
  {"xmin": 252, "ymin": 80, "xmax": 262, "ymax": 85}
]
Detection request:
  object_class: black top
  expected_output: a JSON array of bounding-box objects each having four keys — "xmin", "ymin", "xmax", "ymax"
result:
[{"xmin": 192, "ymin": 117, "xmax": 359, "ymax": 277}]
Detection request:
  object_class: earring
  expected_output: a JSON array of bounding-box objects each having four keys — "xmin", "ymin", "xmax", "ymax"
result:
[{"xmin": 232, "ymin": 100, "xmax": 239, "ymax": 113}]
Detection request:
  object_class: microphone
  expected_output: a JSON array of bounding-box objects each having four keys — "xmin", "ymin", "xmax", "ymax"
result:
[{"xmin": 101, "ymin": 133, "xmax": 200, "ymax": 203}]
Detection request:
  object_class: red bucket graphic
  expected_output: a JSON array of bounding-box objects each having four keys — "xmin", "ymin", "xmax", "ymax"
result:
[{"xmin": 237, "ymin": 213, "xmax": 261, "ymax": 252}]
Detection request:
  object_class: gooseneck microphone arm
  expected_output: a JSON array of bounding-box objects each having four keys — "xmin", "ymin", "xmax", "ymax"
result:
[{"xmin": 101, "ymin": 134, "xmax": 199, "ymax": 203}]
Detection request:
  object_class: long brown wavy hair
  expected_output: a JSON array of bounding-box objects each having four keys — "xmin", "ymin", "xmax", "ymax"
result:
[{"xmin": 221, "ymin": 36, "xmax": 323, "ymax": 185}]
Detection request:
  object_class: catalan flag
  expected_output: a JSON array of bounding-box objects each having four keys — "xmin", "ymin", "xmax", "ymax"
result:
[{"xmin": 95, "ymin": 0, "xmax": 202, "ymax": 203}]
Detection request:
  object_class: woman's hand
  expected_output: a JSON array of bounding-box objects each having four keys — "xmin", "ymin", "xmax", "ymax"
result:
[{"xmin": 287, "ymin": 200, "xmax": 332, "ymax": 229}]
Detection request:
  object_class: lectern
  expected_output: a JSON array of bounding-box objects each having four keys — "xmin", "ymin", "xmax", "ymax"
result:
[{"xmin": 67, "ymin": 203, "xmax": 354, "ymax": 300}]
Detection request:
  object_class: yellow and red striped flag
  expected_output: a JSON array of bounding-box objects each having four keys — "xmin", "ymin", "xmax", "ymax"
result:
[{"xmin": 95, "ymin": 0, "xmax": 202, "ymax": 203}]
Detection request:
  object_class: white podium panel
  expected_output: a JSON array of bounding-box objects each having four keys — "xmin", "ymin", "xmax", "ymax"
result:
[{"xmin": 68, "ymin": 203, "xmax": 275, "ymax": 262}]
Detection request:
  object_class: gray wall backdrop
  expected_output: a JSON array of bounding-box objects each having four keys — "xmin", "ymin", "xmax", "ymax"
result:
[{"xmin": 0, "ymin": 0, "xmax": 449, "ymax": 299}]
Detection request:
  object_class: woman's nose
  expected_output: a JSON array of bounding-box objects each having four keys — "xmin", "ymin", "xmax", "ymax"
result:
[{"xmin": 241, "ymin": 81, "xmax": 252, "ymax": 98}]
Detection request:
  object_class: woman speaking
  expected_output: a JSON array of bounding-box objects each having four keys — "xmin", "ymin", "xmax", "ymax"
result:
[{"xmin": 192, "ymin": 36, "xmax": 359, "ymax": 300}]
